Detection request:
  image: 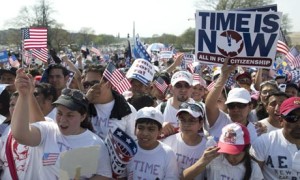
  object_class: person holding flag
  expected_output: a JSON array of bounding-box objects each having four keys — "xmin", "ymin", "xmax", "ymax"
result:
[{"xmin": 85, "ymin": 63, "xmax": 137, "ymax": 140}]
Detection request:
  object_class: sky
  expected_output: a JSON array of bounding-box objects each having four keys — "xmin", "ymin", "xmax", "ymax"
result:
[{"xmin": 0, "ymin": 0, "xmax": 299, "ymax": 38}]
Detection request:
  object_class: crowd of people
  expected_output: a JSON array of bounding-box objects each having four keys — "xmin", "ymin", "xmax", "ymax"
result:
[{"xmin": 0, "ymin": 50, "xmax": 299, "ymax": 179}]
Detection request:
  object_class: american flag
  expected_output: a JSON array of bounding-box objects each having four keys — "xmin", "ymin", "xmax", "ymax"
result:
[
  {"xmin": 42, "ymin": 153, "xmax": 59, "ymax": 166},
  {"xmin": 277, "ymin": 40, "xmax": 289, "ymax": 55},
  {"xmin": 187, "ymin": 63, "xmax": 194, "ymax": 73},
  {"xmin": 90, "ymin": 47, "xmax": 101, "ymax": 56},
  {"xmin": 286, "ymin": 70, "xmax": 300, "ymax": 83},
  {"xmin": 22, "ymin": 27, "xmax": 47, "ymax": 50},
  {"xmin": 103, "ymin": 62, "xmax": 131, "ymax": 94},
  {"xmin": 133, "ymin": 36, "xmax": 151, "ymax": 62},
  {"xmin": 285, "ymin": 47, "xmax": 300, "ymax": 68},
  {"xmin": 276, "ymin": 30, "xmax": 289, "ymax": 55},
  {"xmin": 8, "ymin": 55, "xmax": 20, "ymax": 68},
  {"xmin": 193, "ymin": 73, "xmax": 201, "ymax": 82},
  {"xmin": 23, "ymin": 50, "xmax": 31, "ymax": 64},
  {"xmin": 154, "ymin": 77, "xmax": 168, "ymax": 94},
  {"xmin": 32, "ymin": 48, "xmax": 48, "ymax": 62},
  {"xmin": 206, "ymin": 81, "xmax": 216, "ymax": 91}
]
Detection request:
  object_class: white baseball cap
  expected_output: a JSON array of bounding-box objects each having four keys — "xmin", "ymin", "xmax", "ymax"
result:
[
  {"xmin": 136, "ymin": 107, "xmax": 163, "ymax": 125},
  {"xmin": 176, "ymin": 102, "xmax": 205, "ymax": 119},
  {"xmin": 224, "ymin": 88, "xmax": 251, "ymax": 104},
  {"xmin": 171, "ymin": 71, "xmax": 193, "ymax": 86}
]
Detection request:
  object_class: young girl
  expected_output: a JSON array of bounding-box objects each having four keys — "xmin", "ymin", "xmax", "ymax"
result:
[{"xmin": 182, "ymin": 123, "xmax": 263, "ymax": 180}]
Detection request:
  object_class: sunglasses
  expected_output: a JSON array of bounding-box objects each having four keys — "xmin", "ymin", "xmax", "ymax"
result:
[
  {"xmin": 61, "ymin": 88, "xmax": 86, "ymax": 102},
  {"xmin": 179, "ymin": 102, "xmax": 202, "ymax": 112},
  {"xmin": 227, "ymin": 103, "xmax": 248, "ymax": 109},
  {"xmin": 174, "ymin": 82, "xmax": 190, "ymax": 89},
  {"xmin": 83, "ymin": 80, "xmax": 100, "ymax": 89},
  {"xmin": 281, "ymin": 115, "xmax": 300, "ymax": 123}
]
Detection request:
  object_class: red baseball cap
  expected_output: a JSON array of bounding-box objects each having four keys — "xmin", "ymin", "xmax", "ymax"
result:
[
  {"xmin": 280, "ymin": 97, "xmax": 300, "ymax": 116},
  {"xmin": 218, "ymin": 123, "xmax": 250, "ymax": 155}
]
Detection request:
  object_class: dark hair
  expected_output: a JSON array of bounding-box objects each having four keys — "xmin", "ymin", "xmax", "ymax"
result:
[
  {"xmin": 243, "ymin": 144, "xmax": 252, "ymax": 180},
  {"xmin": 77, "ymin": 106, "xmax": 94, "ymax": 132},
  {"xmin": 83, "ymin": 64, "xmax": 105, "ymax": 76},
  {"xmin": 286, "ymin": 83, "xmax": 299, "ymax": 91},
  {"xmin": 47, "ymin": 64, "xmax": 69, "ymax": 77},
  {"xmin": 266, "ymin": 91, "xmax": 289, "ymax": 104},
  {"xmin": 135, "ymin": 118, "xmax": 162, "ymax": 130},
  {"xmin": 128, "ymin": 94, "xmax": 155, "ymax": 111},
  {"xmin": 0, "ymin": 89, "xmax": 10, "ymax": 116},
  {"xmin": 35, "ymin": 83, "xmax": 58, "ymax": 102}
]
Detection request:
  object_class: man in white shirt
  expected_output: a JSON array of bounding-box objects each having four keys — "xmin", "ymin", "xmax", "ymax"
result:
[
  {"xmin": 156, "ymin": 70, "xmax": 193, "ymax": 136},
  {"xmin": 250, "ymin": 97, "xmax": 300, "ymax": 179}
]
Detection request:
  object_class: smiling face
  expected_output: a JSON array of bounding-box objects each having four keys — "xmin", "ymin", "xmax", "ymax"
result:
[
  {"xmin": 135, "ymin": 121, "xmax": 161, "ymax": 150},
  {"xmin": 55, "ymin": 105, "xmax": 86, "ymax": 135}
]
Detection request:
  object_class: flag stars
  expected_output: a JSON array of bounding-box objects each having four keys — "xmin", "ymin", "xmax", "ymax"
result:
[
  {"xmin": 116, "ymin": 131, "xmax": 123, "ymax": 137},
  {"xmin": 126, "ymin": 138, "xmax": 131, "ymax": 144}
]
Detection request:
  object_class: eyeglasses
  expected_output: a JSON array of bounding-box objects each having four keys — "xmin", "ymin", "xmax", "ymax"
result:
[
  {"xmin": 61, "ymin": 88, "xmax": 86, "ymax": 102},
  {"xmin": 179, "ymin": 102, "xmax": 202, "ymax": 112},
  {"xmin": 83, "ymin": 80, "xmax": 100, "ymax": 89},
  {"xmin": 227, "ymin": 103, "xmax": 248, "ymax": 109},
  {"xmin": 174, "ymin": 82, "xmax": 190, "ymax": 89},
  {"xmin": 281, "ymin": 115, "xmax": 300, "ymax": 123}
]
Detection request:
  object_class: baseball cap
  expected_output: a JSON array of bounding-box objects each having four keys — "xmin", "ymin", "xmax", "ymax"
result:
[
  {"xmin": 225, "ymin": 88, "xmax": 251, "ymax": 104},
  {"xmin": 136, "ymin": 106, "xmax": 163, "ymax": 125},
  {"xmin": 280, "ymin": 97, "xmax": 300, "ymax": 116},
  {"xmin": 236, "ymin": 72, "xmax": 252, "ymax": 85},
  {"xmin": 0, "ymin": 67, "xmax": 17, "ymax": 76},
  {"xmin": 171, "ymin": 71, "xmax": 193, "ymax": 86},
  {"xmin": 176, "ymin": 102, "xmax": 205, "ymax": 119},
  {"xmin": 217, "ymin": 123, "xmax": 250, "ymax": 155},
  {"xmin": 53, "ymin": 88, "xmax": 89, "ymax": 111}
]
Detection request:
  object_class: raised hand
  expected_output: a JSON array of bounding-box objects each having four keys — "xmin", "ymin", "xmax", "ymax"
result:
[{"xmin": 14, "ymin": 68, "xmax": 34, "ymax": 96}]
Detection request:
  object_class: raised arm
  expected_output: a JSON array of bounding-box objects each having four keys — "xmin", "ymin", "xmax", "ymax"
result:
[
  {"xmin": 205, "ymin": 58, "xmax": 237, "ymax": 127},
  {"xmin": 11, "ymin": 68, "xmax": 42, "ymax": 146},
  {"xmin": 165, "ymin": 53, "xmax": 184, "ymax": 74},
  {"xmin": 182, "ymin": 146, "xmax": 220, "ymax": 179}
]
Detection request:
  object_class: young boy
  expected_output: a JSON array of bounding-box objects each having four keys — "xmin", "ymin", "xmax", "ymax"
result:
[
  {"xmin": 126, "ymin": 106, "xmax": 179, "ymax": 179},
  {"xmin": 163, "ymin": 102, "xmax": 207, "ymax": 179}
]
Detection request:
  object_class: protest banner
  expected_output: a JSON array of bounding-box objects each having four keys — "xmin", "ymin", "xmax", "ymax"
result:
[{"xmin": 195, "ymin": 10, "xmax": 282, "ymax": 68}]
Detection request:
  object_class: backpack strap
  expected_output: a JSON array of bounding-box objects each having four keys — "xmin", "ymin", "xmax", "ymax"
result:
[{"xmin": 5, "ymin": 132, "xmax": 18, "ymax": 180}]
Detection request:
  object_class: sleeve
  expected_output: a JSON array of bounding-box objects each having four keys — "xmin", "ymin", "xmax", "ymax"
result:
[
  {"xmin": 96, "ymin": 139, "xmax": 112, "ymax": 178},
  {"xmin": 31, "ymin": 121, "xmax": 54, "ymax": 146}
]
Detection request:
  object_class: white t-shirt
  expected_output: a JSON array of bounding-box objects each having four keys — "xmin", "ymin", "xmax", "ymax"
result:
[
  {"xmin": 126, "ymin": 141, "xmax": 179, "ymax": 180},
  {"xmin": 204, "ymin": 110, "xmax": 258, "ymax": 143},
  {"xmin": 205, "ymin": 154, "xmax": 264, "ymax": 179},
  {"xmin": 91, "ymin": 100, "xmax": 137, "ymax": 140},
  {"xmin": 163, "ymin": 133, "xmax": 207, "ymax": 179},
  {"xmin": 259, "ymin": 118, "xmax": 280, "ymax": 133},
  {"xmin": 250, "ymin": 129, "xmax": 300, "ymax": 179},
  {"xmin": 32, "ymin": 121, "xmax": 112, "ymax": 179}
]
